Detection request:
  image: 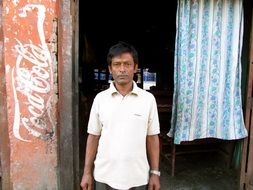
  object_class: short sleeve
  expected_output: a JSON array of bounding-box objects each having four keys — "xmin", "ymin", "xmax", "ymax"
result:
[
  {"xmin": 147, "ymin": 96, "xmax": 160, "ymax": 135},
  {"xmin": 87, "ymin": 96, "xmax": 102, "ymax": 135}
]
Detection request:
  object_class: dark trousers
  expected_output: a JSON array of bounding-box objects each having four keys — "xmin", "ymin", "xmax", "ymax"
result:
[{"xmin": 95, "ymin": 181, "xmax": 148, "ymax": 190}]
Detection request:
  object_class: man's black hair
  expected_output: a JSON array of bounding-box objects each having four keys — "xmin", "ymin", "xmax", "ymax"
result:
[{"xmin": 107, "ymin": 41, "xmax": 139, "ymax": 65}]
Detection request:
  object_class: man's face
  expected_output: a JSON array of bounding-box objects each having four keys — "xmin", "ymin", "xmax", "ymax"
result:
[{"xmin": 109, "ymin": 53, "xmax": 138, "ymax": 86}]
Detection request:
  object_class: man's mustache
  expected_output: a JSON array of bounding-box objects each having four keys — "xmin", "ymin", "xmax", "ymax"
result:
[{"xmin": 117, "ymin": 75, "xmax": 128, "ymax": 77}]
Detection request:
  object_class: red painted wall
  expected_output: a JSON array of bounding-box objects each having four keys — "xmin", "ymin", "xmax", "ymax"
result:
[{"xmin": 2, "ymin": 0, "xmax": 58, "ymax": 189}]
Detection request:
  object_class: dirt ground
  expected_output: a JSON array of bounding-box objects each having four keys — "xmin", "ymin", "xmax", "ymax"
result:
[{"xmin": 160, "ymin": 151, "xmax": 238, "ymax": 190}]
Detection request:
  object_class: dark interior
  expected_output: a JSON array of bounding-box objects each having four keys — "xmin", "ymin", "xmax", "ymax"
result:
[
  {"xmin": 77, "ymin": 1, "xmax": 251, "ymax": 180},
  {"xmin": 79, "ymin": 1, "xmax": 177, "ymax": 93}
]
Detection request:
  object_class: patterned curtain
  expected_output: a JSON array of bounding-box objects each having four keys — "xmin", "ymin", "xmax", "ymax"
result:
[{"xmin": 168, "ymin": 0, "xmax": 248, "ymax": 144}]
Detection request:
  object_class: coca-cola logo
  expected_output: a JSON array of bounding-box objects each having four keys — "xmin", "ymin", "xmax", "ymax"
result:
[{"xmin": 11, "ymin": 4, "xmax": 56, "ymax": 142}]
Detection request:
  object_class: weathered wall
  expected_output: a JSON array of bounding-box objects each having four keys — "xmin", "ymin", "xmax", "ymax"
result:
[
  {"xmin": 1, "ymin": 0, "xmax": 58, "ymax": 189},
  {"xmin": 58, "ymin": 0, "xmax": 79, "ymax": 189}
]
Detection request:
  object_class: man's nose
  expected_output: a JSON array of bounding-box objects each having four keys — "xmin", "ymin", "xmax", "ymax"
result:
[{"xmin": 119, "ymin": 64, "xmax": 126, "ymax": 72}]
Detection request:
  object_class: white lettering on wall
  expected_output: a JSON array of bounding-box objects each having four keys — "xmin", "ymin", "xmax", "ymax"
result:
[{"xmin": 11, "ymin": 4, "xmax": 55, "ymax": 142}]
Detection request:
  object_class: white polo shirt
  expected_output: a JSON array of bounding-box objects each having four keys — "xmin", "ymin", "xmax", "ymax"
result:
[{"xmin": 87, "ymin": 81, "xmax": 160, "ymax": 190}]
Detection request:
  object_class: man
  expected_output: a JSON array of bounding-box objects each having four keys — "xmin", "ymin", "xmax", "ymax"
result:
[{"xmin": 80, "ymin": 42, "xmax": 160, "ymax": 190}]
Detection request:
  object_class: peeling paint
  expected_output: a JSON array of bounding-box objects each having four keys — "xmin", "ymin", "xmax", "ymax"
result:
[
  {"xmin": 12, "ymin": 0, "xmax": 19, "ymax": 6},
  {"xmin": 6, "ymin": 64, "xmax": 10, "ymax": 74},
  {"xmin": 5, "ymin": 7, "xmax": 9, "ymax": 14},
  {"xmin": 4, "ymin": 37, "xmax": 9, "ymax": 43},
  {"xmin": 12, "ymin": 15, "xmax": 17, "ymax": 22}
]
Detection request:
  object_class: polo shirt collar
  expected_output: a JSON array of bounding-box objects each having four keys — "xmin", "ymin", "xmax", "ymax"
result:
[{"xmin": 109, "ymin": 81, "xmax": 139, "ymax": 96}]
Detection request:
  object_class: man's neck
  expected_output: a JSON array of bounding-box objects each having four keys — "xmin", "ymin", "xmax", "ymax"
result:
[{"xmin": 114, "ymin": 81, "xmax": 133, "ymax": 96}]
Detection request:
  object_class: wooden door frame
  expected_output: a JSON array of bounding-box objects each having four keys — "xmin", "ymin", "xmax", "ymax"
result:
[
  {"xmin": 58, "ymin": 0, "xmax": 79, "ymax": 189},
  {"xmin": 0, "ymin": 0, "xmax": 11, "ymax": 189}
]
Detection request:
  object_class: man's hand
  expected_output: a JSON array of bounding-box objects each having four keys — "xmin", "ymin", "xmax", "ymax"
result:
[
  {"xmin": 80, "ymin": 173, "xmax": 94, "ymax": 190},
  {"xmin": 148, "ymin": 174, "xmax": 160, "ymax": 190},
  {"xmin": 81, "ymin": 134, "xmax": 100, "ymax": 190}
]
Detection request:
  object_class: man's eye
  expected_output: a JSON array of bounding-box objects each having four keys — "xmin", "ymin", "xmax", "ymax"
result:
[{"xmin": 113, "ymin": 63, "xmax": 120, "ymax": 66}]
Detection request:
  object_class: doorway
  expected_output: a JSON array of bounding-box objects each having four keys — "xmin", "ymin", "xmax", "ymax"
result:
[
  {"xmin": 77, "ymin": 1, "xmax": 248, "ymax": 189},
  {"xmin": 78, "ymin": 0, "xmax": 177, "ymax": 174}
]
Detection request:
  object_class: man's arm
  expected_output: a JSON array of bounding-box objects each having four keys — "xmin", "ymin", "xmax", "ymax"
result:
[
  {"xmin": 147, "ymin": 135, "xmax": 160, "ymax": 190},
  {"xmin": 80, "ymin": 134, "xmax": 100, "ymax": 190}
]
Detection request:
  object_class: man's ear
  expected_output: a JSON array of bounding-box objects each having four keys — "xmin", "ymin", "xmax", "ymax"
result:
[{"xmin": 134, "ymin": 64, "xmax": 138, "ymax": 73}]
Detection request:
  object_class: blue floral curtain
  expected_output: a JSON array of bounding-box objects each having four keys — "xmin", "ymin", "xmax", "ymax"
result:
[{"xmin": 168, "ymin": 0, "xmax": 248, "ymax": 144}]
